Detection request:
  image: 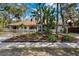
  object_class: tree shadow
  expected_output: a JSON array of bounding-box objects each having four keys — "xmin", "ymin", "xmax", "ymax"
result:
[{"xmin": 38, "ymin": 48, "xmax": 79, "ymax": 56}]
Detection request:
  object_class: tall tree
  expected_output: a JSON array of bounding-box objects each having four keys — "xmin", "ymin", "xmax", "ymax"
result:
[
  {"xmin": 32, "ymin": 3, "xmax": 56, "ymax": 34},
  {"xmin": 4, "ymin": 4, "xmax": 26, "ymax": 19},
  {"xmin": 32, "ymin": 3, "xmax": 45, "ymax": 33},
  {"xmin": 64, "ymin": 4, "xmax": 77, "ymax": 26},
  {"xmin": 56, "ymin": 3, "xmax": 59, "ymax": 34},
  {"xmin": 60, "ymin": 4, "xmax": 65, "ymax": 27},
  {"xmin": 59, "ymin": 3, "xmax": 77, "ymax": 33},
  {"xmin": 0, "ymin": 3, "xmax": 26, "ymax": 28}
]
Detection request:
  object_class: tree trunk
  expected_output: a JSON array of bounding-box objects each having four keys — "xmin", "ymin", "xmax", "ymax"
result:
[
  {"xmin": 60, "ymin": 4, "xmax": 67, "ymax": 33},
  {"xmin": 60, "ymin": 4, "xmax": 68, "ymax": 34},
  {"xmin": 56, "ymin": 3, "xmax": 59, "ymax": 34},
  {"xmin": 60, "ymin": 4, "xmax": 64, "ymax": 27},
  {"xmin": 39, "ymin": 4, "xmax": 43, "ymax": 33}
]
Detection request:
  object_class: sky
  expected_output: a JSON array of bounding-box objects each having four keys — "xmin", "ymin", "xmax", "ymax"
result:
[
  {"xmin": 24, "ymin": 3, "xmax": 38, "ymax": 19},
  {"xmin": 13, "ymin": 3, "xmax": 79, "ymax": 20},
  {"xmin": 0, "ymin": 3, "xmax": 79, "ymax": 20},
  {"xmin": 20, "ymin": 3, "xmax": 56, "ymax": 20}
]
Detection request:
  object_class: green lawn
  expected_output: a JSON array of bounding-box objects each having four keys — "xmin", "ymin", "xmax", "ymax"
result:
[
  {"xmin": 0, "ymin": 48, "xmax": 79, "ymax": 56},
  {"xmin": 0, "ymin": 32, "xmax": 28, "ymax": 37}
]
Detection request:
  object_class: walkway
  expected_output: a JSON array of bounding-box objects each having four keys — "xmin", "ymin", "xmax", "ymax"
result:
[{"xmin": 0, "ymin": 42, "xmax": 79, "ymax": 49}]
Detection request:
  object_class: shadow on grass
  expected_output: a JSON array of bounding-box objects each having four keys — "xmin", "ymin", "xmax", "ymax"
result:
[
  {"xmin": 0, "ymin": 47, "xmax": 79, "ymax": 56},
  {"xmin": 28, "ymin": 48, "xmax": 79, "ymax": 56}
]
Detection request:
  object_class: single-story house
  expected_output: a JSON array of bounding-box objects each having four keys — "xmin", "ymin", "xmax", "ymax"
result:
[{"xmin": 6, "ymin": 20, "xmax": 38, "ymax": 32}]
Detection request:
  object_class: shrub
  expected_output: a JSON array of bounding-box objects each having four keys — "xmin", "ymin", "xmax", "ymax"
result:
[
  {"xmin": 51, "ymin": 20, "xmax": 56, "ymax": 29},
  {"xmin": 60, "ymin": 28, "xmax": 66, "ymax": 33},
  {"xmin": 44, "ymin": 27, "xmax": 52, "ymax": 34},
  {"xmin": 62, "ymin": 35, "xmax": 75, "ymax": 42},
  {"xmin": 47, "ymin": 35, "xmax": 57, "ymax": 42}
]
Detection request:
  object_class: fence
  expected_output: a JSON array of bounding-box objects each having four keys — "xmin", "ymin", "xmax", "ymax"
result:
[{"xmin": 3, "ymin": 28, "xmax": 37, "ymax": 33}]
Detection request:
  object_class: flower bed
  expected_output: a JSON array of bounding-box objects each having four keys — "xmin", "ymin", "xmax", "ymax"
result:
[{"xmin": 2, "ymin": 33, "xmax": 78, "ymax": 43}]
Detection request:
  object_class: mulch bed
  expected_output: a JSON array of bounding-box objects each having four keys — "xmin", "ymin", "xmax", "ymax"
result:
[
  {"xmin": 2, "ymin": 33, "xmax": 78, "ymax": 43},
  {"xmin": 2, "ymin": 33, "xmax": 48, "ymax": 42}
]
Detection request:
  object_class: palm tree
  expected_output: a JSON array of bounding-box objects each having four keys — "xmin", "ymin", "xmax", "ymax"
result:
[
  {"xmin": 32, "ymin": 4, "xmax": 56, "ymax": 34},
  {"xmin": 31, "ymin": 3, "xmax": 45, "ymax": 33},
  {"xmin": 38, "ymin": 3, "xmax": 45, "ymax": 33},
  {"xmin": 42, "ymin": 5, "xmax": 56, "ymax": 34}
]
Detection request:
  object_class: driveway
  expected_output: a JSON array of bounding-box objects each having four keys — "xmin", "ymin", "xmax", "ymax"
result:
[{"xmin": 0, "ymin": 32, "xmax": 28, "ymax": 42}]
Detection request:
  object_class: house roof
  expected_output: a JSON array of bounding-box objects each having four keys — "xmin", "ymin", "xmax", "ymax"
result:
[{"xmin": 8, "ymin": 20, "xmax": 37, "ymax": 26}]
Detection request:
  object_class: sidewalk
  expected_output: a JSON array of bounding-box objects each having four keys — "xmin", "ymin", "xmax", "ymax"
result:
[{"xmin": 0, "ymin": 42, "xmax": 79, "ymax": 49}]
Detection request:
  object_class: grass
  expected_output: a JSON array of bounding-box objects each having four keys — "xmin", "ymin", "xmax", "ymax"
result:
[
  {"xmin": 0, "ymin": 48, "xmax": 79, "ymax": 56},
  {"xmin": 0, "ymin": 31, "xmax": 37, "ymax": 37},
  {"xmin": 0, "ymin": 31, "xmax": 28, "ymax": 37}
]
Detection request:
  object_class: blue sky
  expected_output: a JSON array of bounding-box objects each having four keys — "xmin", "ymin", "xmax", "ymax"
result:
[
  {"xmin": 21, "ymin": 3, "xmax": 56, "ymax": 20},
  {"xmin": 20, "ymin": 3, "xmax": 79, "ymax": 20},
  {"xmin": 24, "ymin": 3, "xmax": 38, "ymax": 19}
]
